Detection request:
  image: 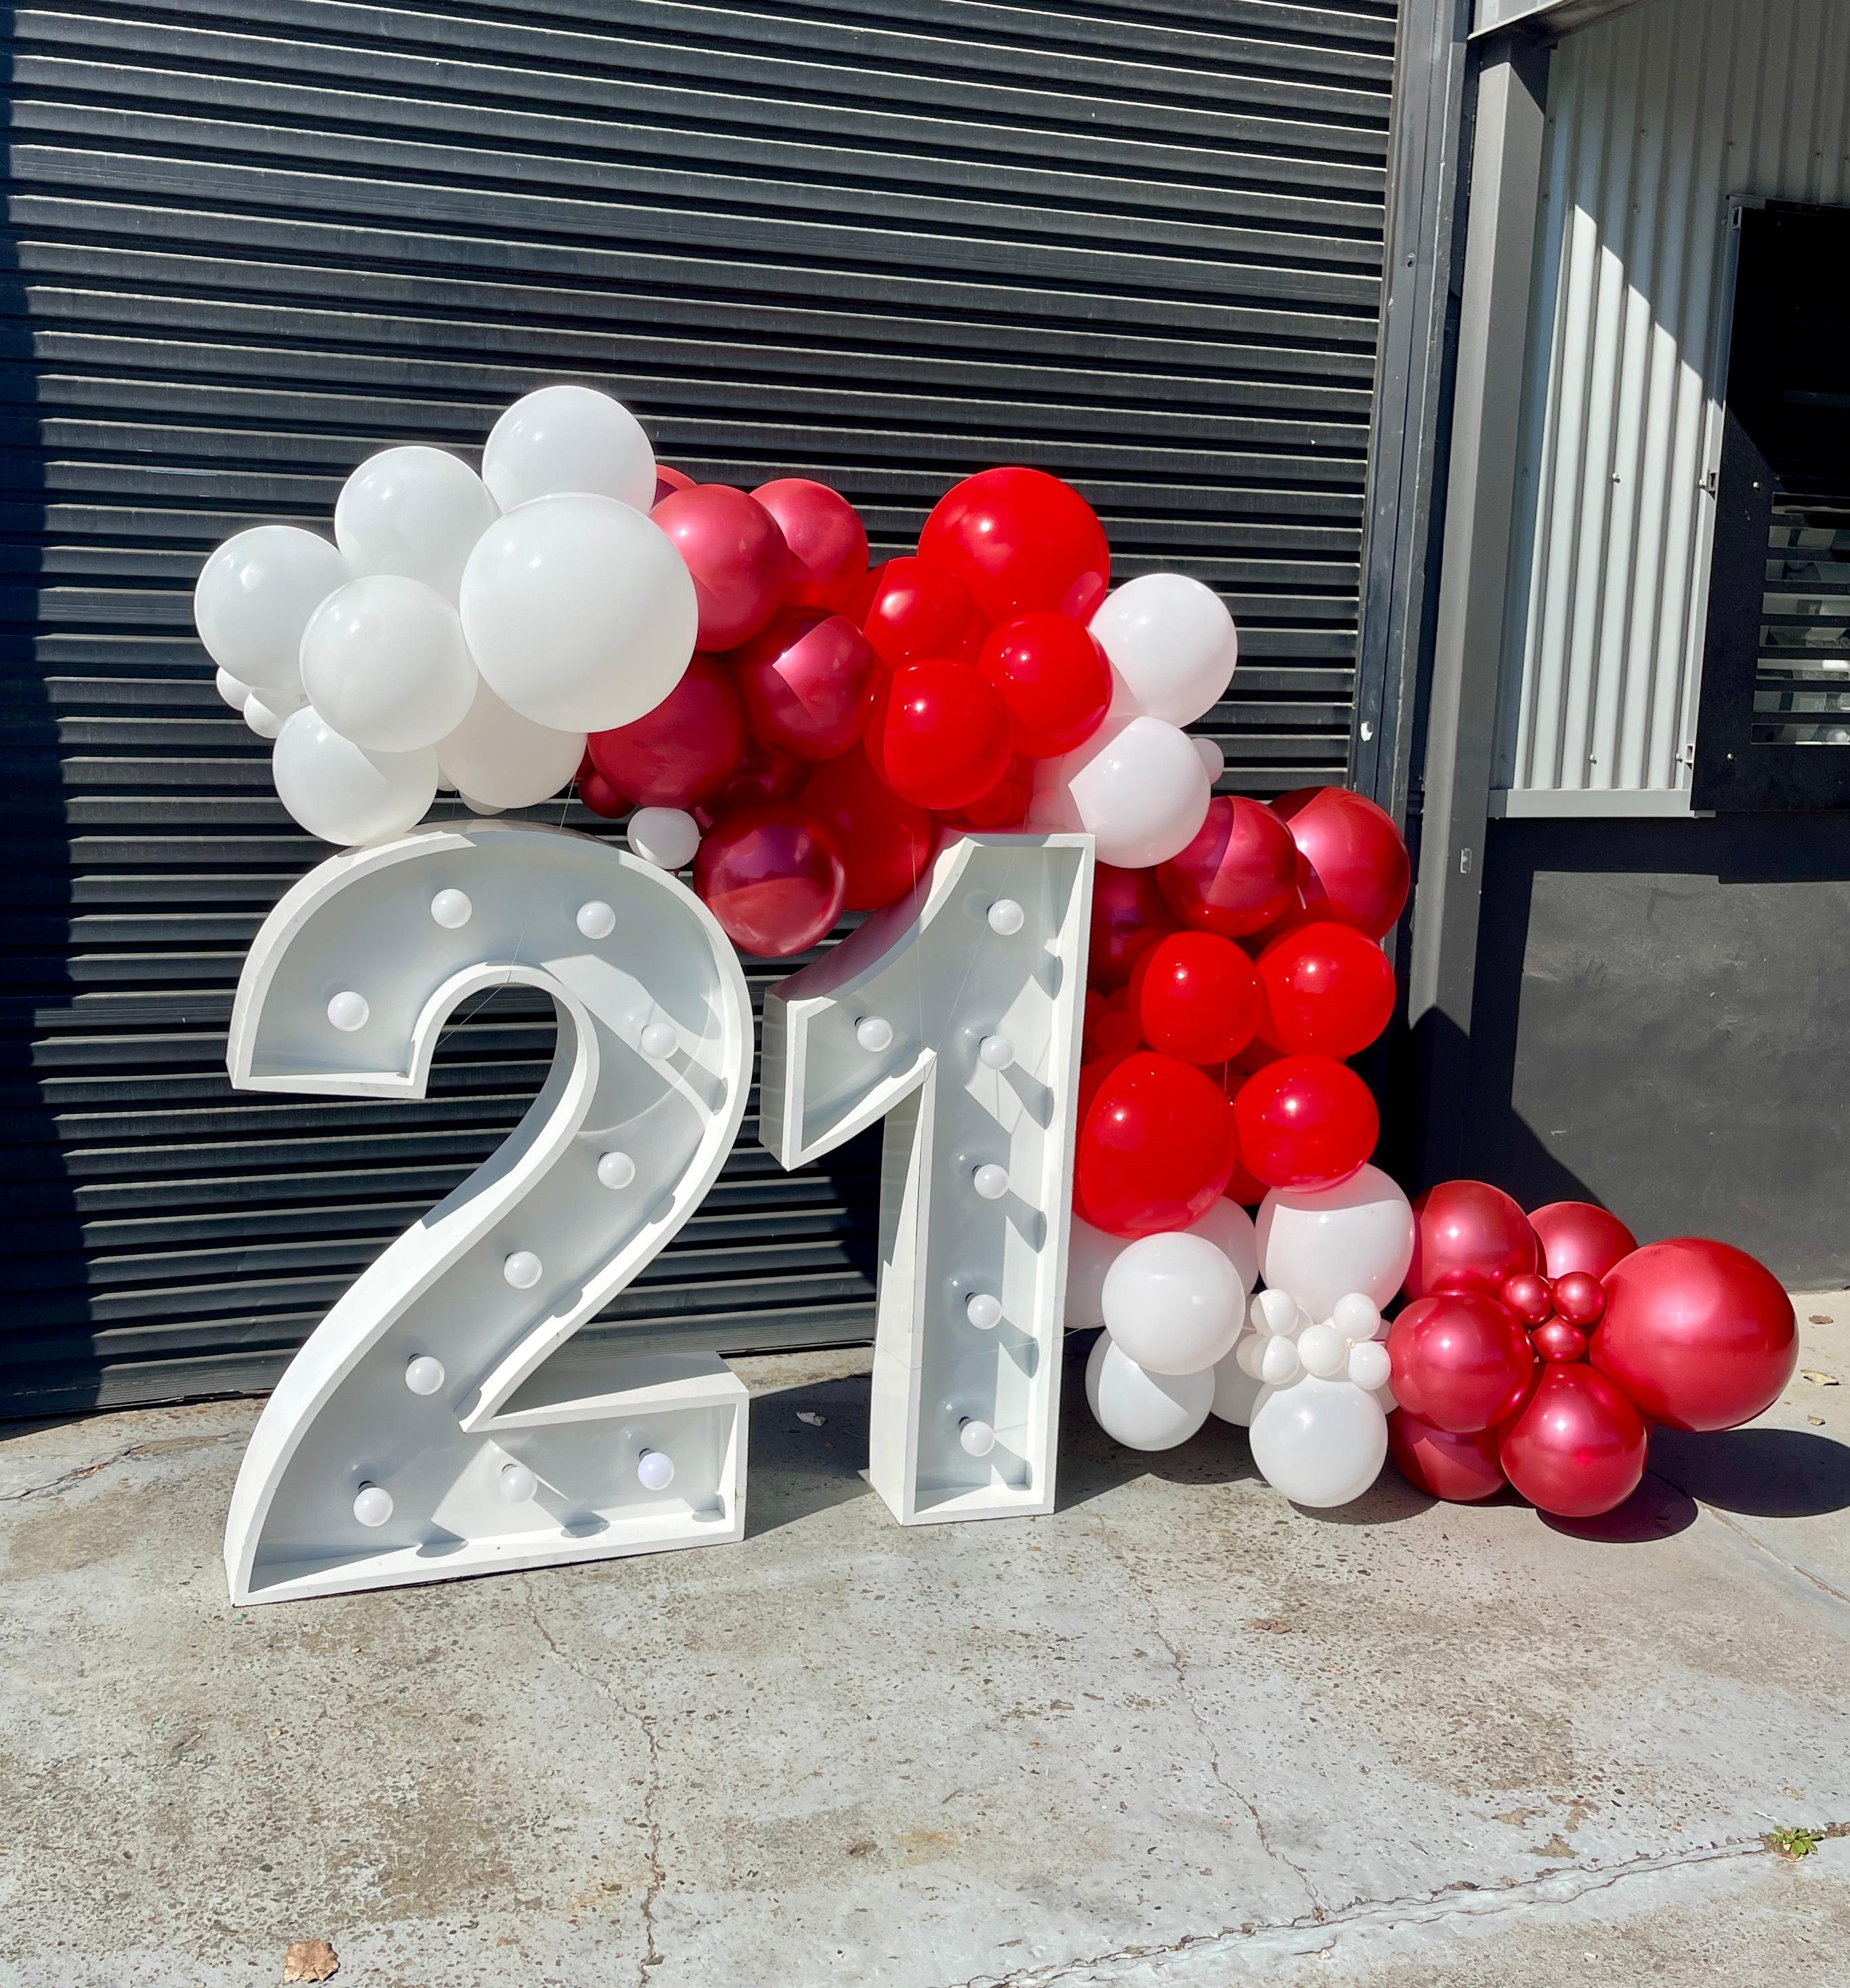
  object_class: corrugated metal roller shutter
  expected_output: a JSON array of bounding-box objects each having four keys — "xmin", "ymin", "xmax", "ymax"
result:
[{"xmin": 1, "ymin": 0, "xmax": 1396, "ymax": 1413}]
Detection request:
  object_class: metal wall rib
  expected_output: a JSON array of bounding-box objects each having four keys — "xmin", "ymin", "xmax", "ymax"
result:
[{"xmin": 0, "ymin": 0, "xmax": 1395, "ymax": 1413}]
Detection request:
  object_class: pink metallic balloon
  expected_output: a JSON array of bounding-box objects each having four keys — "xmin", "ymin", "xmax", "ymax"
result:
[
  {"xmin": 1551, "ymin": 1270, "xmax": 1606, "ymax": 1327},
  {"xmin": 1270, "ymin": 787, "xmax": 1411, "ymax": 940},
  {"xmin": 1529, "ymin": 1200, "xmax": 1638, "ymax": 1282},
  {"xmin": 1593, "ymin": 1239, "xmax": 1797, "ymax": 1432},
  {"xmin": 1387, "ymin": 1291, "xmax": 1536, "ymax": 1434},
  {"xmin": 653, "ymin": 463, "xmax": 697, "ymax": 505},
  {"xmin": 1499, "ymin": 1272, "xmax": 1555, "ymax": 1326},
  {"xmin": 652, "ymin": 484, "xmax": 789, "ymax": 650},
  {"xmin": 752, "ymin": 478, "xmax": 868, "ymax": 613},
  {"xmin": 1499, "ymin": 1364, "xmax": 1647, "ymax": 1518},
  {"xmin": 692, "ymin": 803, "xmax": 845, "ymax": 958},
  {"xmin": 1154, "ymin": 795, "xmax": 1301, "ymax": 938},
  {"xmin": 587, "ymin": 655, "xmax": 746, "ymax": 808},
  {"xmin": 728, "ymin": 612, "xmax": 877, "ymax": 762},
  {"xmin": 1404, "ymin": 1180, "xmax": 1541, "ymax": 1300},
  {"xmin": 1388, "ymin": 1409, "xmax": 1507, "ymax": 1503},
  {"xmin": 1531, "ymin": 1319, "xmax": 1589, "ymax": 1364}
]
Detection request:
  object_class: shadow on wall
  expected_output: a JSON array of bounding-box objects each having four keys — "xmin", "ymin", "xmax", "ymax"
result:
[{"xmin": 1463, "ymin": 815, "xmax": 1850, "ymax": 1287}]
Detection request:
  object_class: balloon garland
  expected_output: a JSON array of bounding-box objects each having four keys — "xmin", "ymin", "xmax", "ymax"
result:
[{"xmin": 194, "ymin": 384, "xmax": 1799, "ymax": 1527}]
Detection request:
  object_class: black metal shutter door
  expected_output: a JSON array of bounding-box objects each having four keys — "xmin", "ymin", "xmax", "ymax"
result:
[{"xmin": 1, "ymin": 0, "xmax": 1397, "ymax": 1413}]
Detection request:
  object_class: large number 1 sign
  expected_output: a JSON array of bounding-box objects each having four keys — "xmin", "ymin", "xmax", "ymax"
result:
[{"xmin": 222, "ymin": 820, "xmax": 1092, "ymax": 1604}]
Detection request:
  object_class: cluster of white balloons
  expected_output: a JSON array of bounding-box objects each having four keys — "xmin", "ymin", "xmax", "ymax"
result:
[
  {"xmin": 193, "ymin": 386, "xmax": 698, "ymax": 846},
  {"xmin": 1028, "ymin": 573, "xmax": 1237, "ymax": 868},
  {"xmin": 1076, "ymin": 1163, "xmax": 1418, "ymax": 1509}
]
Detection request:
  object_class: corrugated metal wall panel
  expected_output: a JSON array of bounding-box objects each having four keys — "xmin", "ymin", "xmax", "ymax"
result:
[
  {"xmin": 1494, "ymin": 0, "xmax": 1850, "ymax": 804},
  {"xmin": 1, "ymin": 0, "xmax": 1396, "ymax": 1414}
]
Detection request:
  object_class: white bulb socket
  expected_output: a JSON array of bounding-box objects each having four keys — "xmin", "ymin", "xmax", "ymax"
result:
[
  {"xmin": 429, "ymin": 889, "xmax": 472, "ymax": 930},
  {"xmin": 987, "ymin": 898, "xmax": 1025, "ymax": 936},
  {"xmin": 977, "ymin": 1034, "xmax": 1014, "ymax": 1071},
  {"xmin": 352, "ymin": 1483, "xmax": 393, "ymax": 1528},
  {"xmin": 856, "ymin": 1016, "xmax": 894, "ymax": 1053},
  {"xmin": 965, "ymin": 1292, "xmax": 1003, "ymax": 1331},
  {"xmin": 327, "ymin": 991, "xmax": 369, "ymax": 1033},
  {"xmin": 576, "ymin": 898, "xmax": 616, "ymax": 940},
  {"xmin": 971, "ymin": 1163, "xmax": 1010, "ymax": 1201},
  {"xmin": 597, "ymin": 1151, "xmax": 637, "ymax": 1190},
  {"xmin": 404, "ymin": 1355, "xmax": 446, "ymax": 1396},
  {"xmin": 503, "ymin": 1250, "xmax": 542, "ymax": 1289},
  {"xmin": 637, "ymin": 1449, "xmax": 674, "ymax": 1492}
]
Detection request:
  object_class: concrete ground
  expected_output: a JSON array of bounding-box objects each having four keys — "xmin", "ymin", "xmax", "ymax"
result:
[{"xmin": 3, "ymin": 1306, "xmax": 1848, "ymax": 1988}]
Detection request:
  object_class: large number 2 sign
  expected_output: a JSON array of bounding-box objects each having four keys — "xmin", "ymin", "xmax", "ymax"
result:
[{"xmin": 223, "ymin": 820, "xmax": 1092, "ymax": 1604}]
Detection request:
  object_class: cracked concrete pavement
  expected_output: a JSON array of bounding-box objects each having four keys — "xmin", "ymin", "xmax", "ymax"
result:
[{"xmin": 2, "ymin": 1304, "xmax": 1847, "ymax": 1987}]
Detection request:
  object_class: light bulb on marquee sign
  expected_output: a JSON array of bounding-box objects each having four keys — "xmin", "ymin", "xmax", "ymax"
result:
[{"xmin": 220, "ymin": 821, "xmax": 1093, "ymax": 1602}]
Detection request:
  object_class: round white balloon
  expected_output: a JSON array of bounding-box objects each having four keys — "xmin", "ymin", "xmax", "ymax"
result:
[
  {"xmin": 194, "ymin": 526, "xmax": 348, "ymax": 694},
  {"xmin": 300, "ymin": 575, "xmax": 478, "ymax": 753},
  {"xmin": 243, "ymin": 688, "xmax": 300, "ymax": 740},
  {"xmin": 437, "ymin": 674, "xmax": 585, "ymax": 810},
  {"xmin": 1255, "ymin": 1163, "xmax": 1416, "ymax": 1321},
  {"xmin": 1091, "ymin": 573, "xmax": 1239, "ymax": 727},
  {"xmin": 1085, "ymin": 1332, "xmax": 1214, "ymax": 1452},
  {"xmin": 480, "ymin": 385, "xmax": 656, "ymax": 512},
  {"xmin": 459, "ymin": 493, "xmax": 697, "ymax": 732},
  {"xmin": 1067, "ymin": 1199, "xmax": 1255, "ymax": 1333},
  {"xmin": 1030, "ymin": 714, "xmax": 1210, "ymax": 869},
  {"xmin": 1187, "ymin": 1197, "xmax": 1259, "ymax": 1299},
  {"xmin": 214, "ymin": 667, "xmax": 252, "ymax": 711},
  {"xmin": 1192, "ymin": 735, "xmax": 1225, "ymax": 785},
  {"xmin": 627, "ymin": 806, "xmax": 701, "ymax": 870},
  {"xmin": 334, "ymin": 445, "xmax": 499, "ymax": 599},
  {"xmin": 1210, "ymin": 1341, "xmax": 1264, "ymax": 1426},
  {"xmin": 1101, "ymin": 1230, "xmax": 1243, "ymax": 1376},
  {"xmin": 272, "ymin": 707, "xmax": 437, "ymax": 846},
  {"xmin": 1347, "ymin": 1339, "xmax": 1392, "ymax": 1392},
  {"xmin": 1248, "ymin": 1375, "xmax": 1389, "ymax": 1508}
]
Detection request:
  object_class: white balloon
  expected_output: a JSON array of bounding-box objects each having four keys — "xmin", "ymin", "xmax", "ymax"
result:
[
  {"xmin": 1091, "ymin": 573, "xmax": 1239, "ymax": 727},
  {"xmin": 627, "ymin": 806, "xmax": 700, "ymax": 871},
  {"xmin": 1250, "ymin": 1287, "xmax": 1301, "ymax": 1337},
  {"xmin": 334, "ymin": 445, "xmax": 499, "ymax": 599},
  {"xmin": 1347, "ymin": 1340, "xmax": 1392, "ymax": 1392},
  {"xmin": 1067, "ymin": 1199, "xmax": 1255, "ymax": 1334},
  {"xmin": 243, "ymin": 688, "xmax": 300, "ymax": 740},
  {"xmin": 1085, "ymin": 1332, "xmax": 1213, "ymax": 1452},
  {"xmin": 272, "ymin": 706, "xmax": 438, "ymax": 846},
  {"xmin": 1332, "ymin": 1291, "xmax": 1385, "ymax": 1341},
  {"xmin": 480, "ymin": 385, "xmax": 656, "ymax": 512},
  {"xmin": 300, "ymin": 575, "xmax": 478, "ymax": 752},
  {"xmin": 1029, "ymin": 714, "xmax": 1210, "ymax": 869},
  {"xmin": 1259, "ymin": 1334, "xmax": 1303, "ymax": 1387},
  {"xmin": 1248, "ymin": 1374, "xmax": 1388, "ymax": 1508},
  {"xmin": 1101, "ymin": 1230, "xmax": 1242, "ymax": 1376},
  {"xmin": 214, "ymin": 667, "xmax": 252, "ymax": 710},
  {"xmin": 1256, "ymin": 1163, "xmax": 1416, "ymax": 1321},
  {"xmin": 194, "ymin": 526, "xmax": 348, "ymax": 694},
  {"xmin": 1192, "ymin": 735, "xmax": 1225, "ymax": 785},
  {"xmin": 1296, "ymin": 1321, "xmax": 1349, "ymax": 1380},
  {"xmin": 1211, "ymin": 1341, "xmax": 1264, "ymax": 1426},
  {"xmin": 460, "ymin": 493, "xmax": 697, "ymax": 732},
  {"xmin": 437, "ymin": 674, "xmax": 585, "ymax": 810},
  {"xmin": 1186, "ymin": 1197, "xmax": 1259, "ymax": 1298}
]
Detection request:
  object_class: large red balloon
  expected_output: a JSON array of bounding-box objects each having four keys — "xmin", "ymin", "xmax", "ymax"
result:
[
  {"xmin": 869, "ymin": 657, "xmax": 1013, "ymax": 811},
  {"xmin": 1388, "ymin": 1410, "xmax": 1507, "ymax": 1503},
  {"xmin": 587, "ymin": 654, "xmax": 747, "ymax": 808},
  {"xmin": 976, "ymin": 613, "xmax": 1112, "ymax": 758},
  {"xmin": 1387, "ymin": 1292, "xmax": 1536, "ymax": 1434},
  {"xmin": 919, "ymin": 466, "xmax": 1110, "ymax": 624},
  {"xmin": 694, "ymin": 741, "xmax": 805, "ymax": 828},
  {"xmin": 1271, "ymin": 787, "xmax": 1411, "ymax": 940},
  {"xmin": 1082, "ymin": 989, "xmax": 1143, "ymax": 1066},
  {"xmin": 798, "ymin": 749, "xmax": 935, "ymax": 911},
  {"xmin": 1405, "ymin": 1180, "xmax": 1540, "ymax": 1300},
  {"xmin": 1231, "ymin": 1054, "xmax": 1378, "ymax": 1190},
  {"xmin": 751, "ymin": 478, "xmax": 867, "ymax": 613},
  {"xmin": 729, "ymin": 613, "xmax": 877, "ymax": 762},
  {"xmin": 1076, "ymin": 1052, "xmax": 1238, "ymax": 1239},
  {"xmin": 1256, "ymin": 921, "xmax": 1395, "ymax": 1060},
  {"xmin": 1593, "ymin": 1239, "xmax": 1797, "ymax": 1433},
  {"xmin": 860, "ymin": 557, "xmax": 984, "ymax": 668},
  {"xmin": 941, "ymin": 753, "xmax": 1032, "ymax": 830},
  {"xmin": 1156, "ymin": 797, "xmax": 1300, "ymax": 938},
  {"xmin": 1088, "ymin": 862, "xmax": 1177, "ymax": 991},
  {"xmin": 1530, "ymin": 1200, "xmax": 1639, "ymax": 1282},
  {"xmin": 650, "ymin": 484, "xmax": 789, "ymax": 650},
  {"xmin": 576, "ymin": 769, "xmax": 628, "ymax": 819},
  {"xmin": 1134, "ymin": 932, "xmax": 1261, "ymax": 1067},
  {"xmin": 692, "ymin": 804, "xmax": 845, "ymax": 958},
  {"xmin": 1499, "ymin": 1364, "xmax": 1647, "ymax": 1518}
]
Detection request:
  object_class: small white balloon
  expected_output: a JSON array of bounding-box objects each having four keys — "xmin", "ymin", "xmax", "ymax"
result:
[
  {"xmin": 597, "ymin": 1151, "xmax": 637, "ymax": 1190},
  {"xmin": 1332, "ymin": 1291, "xmax": 1384, "ymax": 1342},
  {"xmin": 503, "ymin": 1250, "xmax": 542, "ymax": 1289},
  {"xmin": 959, "ymin": 1417, "xmax": 997, "ymax": 1459},
  {"xmin": 1091, "ymin": 573, "xmax": 1239, "ymax": 727},
  {"xmin": 987, "ymin": 898, "xmax": 1025, "ymax": 936},
  {"xmin": 627, "ymin": 806, "xmax": 700, "ymax": 871},
  {"xmin": 637, "ymin": 1449, "xmax": 675, "ymax": 1492},
  {"xmin": 1211, "ymin": 1341, "xmax": 1265, "ymax": 1426},
  {"xmin": 352, "ymin": 1483, "xmax": 393, "ymax": 1528},
  {"xmin": 1235, "ymin": 1332, "xmax": 1268, "ymax": 1380},
  {"xmin": 243, "ymin": 690, "xmax": 293, "ymax": 740},
  {"xmin": 1259, "ymin": 1334, "xmax": 1303, "ymax": 1387},
  {"xmin": 856, "ymin": 1016, "xmax": 895, "ymax": 1053},
  {"xmin": 1186, "ymin": 1197, "xmax": 1260, "ymax": 1302},
  {"xmin": 971, "ymin": 1163, "xmax": 1011, "ymax": 1201},
  {"xmin": 462, "ymin": 794, "xmax": 503, "ymax": 816},
  {"xmin": 404, "ymin": 1355, "xmax": 446, "ymax": 1396},
  {"xmin": 274, "ymin": 707, "xmax": 437, "ymax": 846},
  {"xmin": 1347, "ymin": 1339, "xmax": 1392, "ymax": 1392},
  {"xmin": 215, "ymin": 666, "xmax": 252, "ymax": 710},
  {"xmin": 335, "ymin": 444, "xmax": 499, "ymax": 598},
  {"xmin": 1085, "ymin": 1331, "xmax": 1215, "ymax": 1451},
  {"xmin": 1250, "ymin": 1287, "xmax": 1301, "ymax": 1338},
  {"xmin": 977, "ymin": 1033, "xmax": 1014, "ymax": 1071},
  {"xmin": 194, "ymin": 525, "xmax": 348, "ymax": 694},
  {"xmin": 437, "ymin": 674, "xmax": 584, "ymax": 810},
  {"xmin": 1101, "ymin": 1230, "xmax": 1243, "ymax": 1376},
  {"xmin": 1247, "ymin": 1373, "xmax": 1388, "ymax": 1508},
  {"xmin": 430, "ymin": 888, "xmax": 473, "ymax": 929},
  {"xmin": 499, "ymin": 1460, "xmax": 539, "ymax": 1503},
  {"xmin": 965, "ymin": 1292, "xmax": 1003, "ymax": 1331},
  {"xmin": 1192, "ymin": 735, "xmax": 1226, "ymax": 785},
  {"xmin": 640, "ymin": 1021, "xmax": 677, "ymax": 1059},
  {"xmin": 1297, "ymin": 1321, "xmax": 1349, "ymax": 1380},
  {"xmin": 1256, "ymin": 1164, "xmax": 1416, "ymax": 1321},
  {"xmin": 576, "ymin": 898, "xmax": 616, "ymax": 939},
  {"xmin": 299, "ymin": 574, "xmax": 478, "ymax": 752},
  {"xmin": 326, "ymin": 991, "xmax": 369, "ymax": 1033},
  {"xmin": 1030, "ymin": 715, "xmax": 1211, "ymax": 869},
  {"xmin": 481, "ymin": 385, "xmax": 656, "ymax": 512}
]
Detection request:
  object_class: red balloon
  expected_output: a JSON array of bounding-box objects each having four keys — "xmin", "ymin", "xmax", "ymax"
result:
[
  {"xmin": 1256, "ymin": 921, "xmax": 1395, "ymax": 1060},
  {"xmin": 1075, "ymin": 1052, "xmax": 1238, "ymax": 1239},
  {"xmin": 728, "ymin": 612, "xmax": 877, "ymax": 762},
  {"xmin": 1500, "ymin": 1364, "xmax": 1647, "ymax": 1518},
  {"xmin": 1087, "ymin": 862, "xmax": 1177, "ymax": 991},
  {"xmin": 1221, "ymin": 1153, "xmax": 1271, "ymax": 1209},
  {"xmin": 1232, "ymin": 1054, "xmax": 1378, "ymax": 1190},
  {"xmin": 975, "ymin": 613, "xmax": 1112, "ymax": 758},
  {"xmin": 918, "ymin": 466, "xmax": 1110, "ymax": 623},
  {"xmin": 651, "ymin": 484, "xmax": 789, "ymax": 651},
  {"xmin": 576, "ymin": 769, "xmax": 628, "ymax": 820},
  {"xmin": 1593, "ymin": 1239, "xmax": 1797, "ymax": 1433},
  {"xmin": 1551, "ymin": 1271, "xmax": 1606, "ymax": 1327},
  {"xmin": 1082, "ymin": 989, "xmax": 1143, "ymax": 1065},
  {"xmin": 1405, "ymin": 1180, "xmax": 1541, "ymax": 1300},
  {"xmin": 798, "ymin": 749, "xmax": 935, "ymax": 911},
  {"xmin": 1532, "ymin": 1320, "xmax": 1589, "ymax": 1363},
  {"xmin": 941, "ymin": 754, "xmax": 1032, "ymax": 830},
  {"xmin": 751, "ymin": 478, "xmax": 868, "ymax": 613},
  {"xmin": 1530, "ymin": 1200, "xmax": 1639, "ymax": 1282},
  {"xmin": 860, "ymin": 556, "xmax": 984, "ymax": 669},
  {"xmin": 1388, "ymin": 1410, "xmax": 1507, "ymax": 1503},
  {"xmin": 1500, "ymin": 1272, "xmax": 1555, "ymax": 1326},
  {"xmin": 692, "ymin": 804, "xmax": 845, "ymax": 958},
  {"xmin": 587, "ymin": 654, "xmax": 747, "ymax": 808},
  {"xmin": 1387, "ymin": 1292, "xmax": 1536, "ymax": 1434},
  {"xmin": 1271, "ymin": 787, "xmax": 1411, "ymax": 940},
  {"xmin": 653, "ymin": 463, "xmax": 696, "ymax": 505},
  {"xmin": 694, "ymin": 741, "xmax": 805, "ymax": 828},
  {"xmin": 1134, "ymin": 932, "xmax": 1261, "ymax": 1067},
  {"xmin": 1156, "ymin": 796, "xmax": 1300, "ymax": 938},
  {"xmin": 869, "ymin": 657, "xmax": 1013, "ymax": 811}
]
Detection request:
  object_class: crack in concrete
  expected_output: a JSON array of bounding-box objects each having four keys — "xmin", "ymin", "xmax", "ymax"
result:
[
  {"xmin": 1644, "ymin": 1464, "xmax": 1850, "ymax": 1611},
  {"xmin": 0, "ymin": 1434, "xmax": 241, "ymax": 1504}
]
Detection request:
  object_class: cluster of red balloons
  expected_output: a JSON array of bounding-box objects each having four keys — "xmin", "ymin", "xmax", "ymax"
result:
[
  {"xmin": 1074, "ymin": 785, "xmax": 1411, "ymax": 1236},
  {"xmin": 577, "ymin": 463, "xmax": 1117, "ymax": 957},
  {"xmin": 1387, "ymin": 1182, "xmax": 1798, "ymax": 1518}
]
